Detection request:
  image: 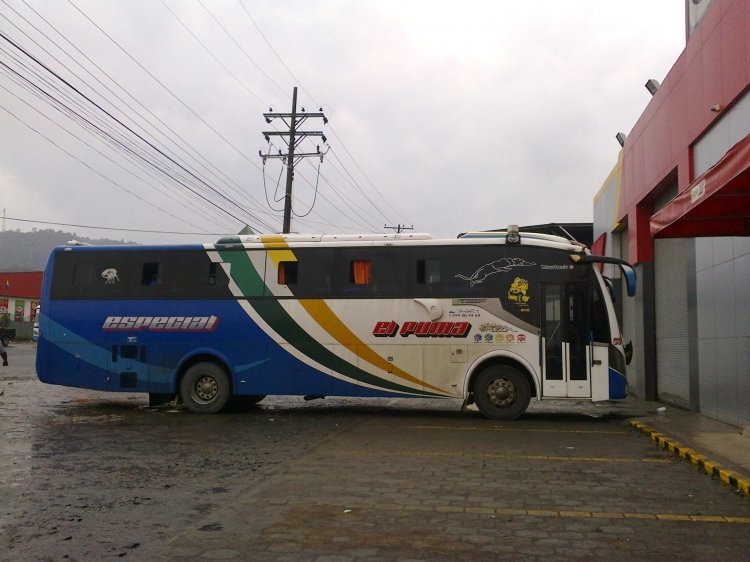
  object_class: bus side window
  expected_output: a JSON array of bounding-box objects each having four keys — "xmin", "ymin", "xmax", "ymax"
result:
[
  {"xmin": 72, "ymin": 263, "xmax": 96, "ymax": 288},
  {"xmin": 278, "ymin": 261, "xmax": 299, "ymax": 285},
  {"xmin": 350, "ymin": 260, "xmax": 372, "ymax": 285},
  {"xmin": 142, "ymin": 263, "xmax": 161, "ymax": 286},
  {"xmin": 417, "ymin": 259, "xmax": 440, "ymax": 284}
]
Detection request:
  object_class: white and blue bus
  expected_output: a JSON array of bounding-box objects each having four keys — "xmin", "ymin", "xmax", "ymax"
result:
[{"xmin": 36, "ymin": 227, "xmax": 635, "ymax": 419}]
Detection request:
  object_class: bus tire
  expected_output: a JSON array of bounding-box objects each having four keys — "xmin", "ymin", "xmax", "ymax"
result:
[
  {"xmin": 473, "ymin": 365, "xmax": 530, "ymax": 420},
  {"xmin": 180, "ymin": 362, "xmax": 231, "ymax": 414}
]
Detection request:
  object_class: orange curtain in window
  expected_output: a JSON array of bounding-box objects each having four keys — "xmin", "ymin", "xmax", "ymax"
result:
[
  {"xmin": 277, "ymin": 263, "xmax": 286, "ymax": 285},
  {"xmin": 352, "ymin": 260, "xmax": 372, "ymax": 285}
]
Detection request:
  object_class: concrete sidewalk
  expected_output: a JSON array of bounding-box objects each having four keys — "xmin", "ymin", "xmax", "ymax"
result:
[{"xmin": 623, "ymin": 397, "xmax": 750, "ymax": 497}]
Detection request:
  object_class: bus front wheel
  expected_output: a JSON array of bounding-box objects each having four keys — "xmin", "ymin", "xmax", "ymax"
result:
[
  {"xmin": 473, "ymin": 366, "xmax": 530, "ymax": 420},
  {"xmin": 180, "ymin": 362, "xmax": 231, "ymax": 414}
]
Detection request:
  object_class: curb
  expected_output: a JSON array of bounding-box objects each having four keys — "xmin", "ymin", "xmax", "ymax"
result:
[{"xmin": 630, "ymin": 420, "xmax": 750, "ymax": 499}]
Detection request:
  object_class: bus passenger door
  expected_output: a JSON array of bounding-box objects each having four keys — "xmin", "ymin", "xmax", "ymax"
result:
[{"xmin": 541, "ymin": 283, "xmax": 591, "ymax": 398}]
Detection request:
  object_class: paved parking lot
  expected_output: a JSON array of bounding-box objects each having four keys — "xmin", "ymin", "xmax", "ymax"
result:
[{"xmin": 2, "ymin": 342, "xmax": 750, "ymax": 561}]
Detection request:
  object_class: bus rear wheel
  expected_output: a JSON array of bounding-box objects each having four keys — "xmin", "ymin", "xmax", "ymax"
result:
[
  {"xmin": 473, "ymin": 365, "xmax": 530, "ymax": 420},
  {"xmin": 180, "ymin": 362, "xmax": 231, "ymax": 414}
]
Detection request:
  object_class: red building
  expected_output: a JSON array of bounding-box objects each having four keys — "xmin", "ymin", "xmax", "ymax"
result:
[
  {"xmin": 0, "ymin": 272, "xmax": 43, "ymax": 322},
  {"xmin": 594, "ymin": 0, "xmax": 750, "ymax": 426}
]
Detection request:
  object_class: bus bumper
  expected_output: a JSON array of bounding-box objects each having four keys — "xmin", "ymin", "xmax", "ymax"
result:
[{"xmin": 608, "ymin": 368, "xmax": 628, "ymax": 400}]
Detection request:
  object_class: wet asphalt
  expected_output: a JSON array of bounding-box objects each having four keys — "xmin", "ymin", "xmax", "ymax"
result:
[{"xmin": 2, "ymin": 342, "xmax": 750, "ymax": 561}]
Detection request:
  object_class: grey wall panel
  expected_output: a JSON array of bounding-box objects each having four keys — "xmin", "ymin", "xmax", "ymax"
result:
[
  {"xmin": 734, "ymin": 237, "xmax": 750, "ymax": 259},
  {"xmin": 696, "ymin": 269, "xmax": 715, "ymax": 341},
  {"xmin": 698, "ymin": 338, "xmax": 718, "ymax": 419},
  {"xmin": 715, "ymin": 338, "xmax": 739, "ymax": 426},
  {"xmin": 695, "ymin": 238, "xmax": 714, "ymax": 272},
  {"xmin": 735, "ymin": 253, "xmax": 750, "ymax": 338},
  {"xmin": 655, "ymin": 239, "xmax": 691, "ymax": 406},
  {"xmin": 738, "ymin": 338, "xmax": 750, "ymax": 427},
  {"xmin": 714, "ymin": 260, "xmax": 736, "ymax": 339},
  {"xmin": 714, "ymin": 238, "xmax": 734, "ymax": 266},
  {"xmin": 695, "ymin": 236, "xmax": 750, "ymax": 427}
]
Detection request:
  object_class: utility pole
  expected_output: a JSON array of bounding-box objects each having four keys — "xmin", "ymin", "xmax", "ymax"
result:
[
  {"xmin": 384, "ymin": 224, "xmax": 414, "ymax": 234},
  {"xmin": 260, "ymin": 87, "xmax": 328, "ymax": 233}
]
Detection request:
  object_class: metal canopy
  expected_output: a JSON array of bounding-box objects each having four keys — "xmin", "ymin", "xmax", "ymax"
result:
[{"xmin": 651, "ymin": 134, "xmax": 750, "ymax": 238}]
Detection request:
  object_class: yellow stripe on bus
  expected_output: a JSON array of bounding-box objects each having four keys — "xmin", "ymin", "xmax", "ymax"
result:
[{"xmin": 299, "ymin": 298, "xmax": 448, "ymax": 395}]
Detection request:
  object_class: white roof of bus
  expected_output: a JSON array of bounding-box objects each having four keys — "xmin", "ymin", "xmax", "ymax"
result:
[{"xmin": 212, "ymin": 231, "xmax": 586, "ymax": 252}]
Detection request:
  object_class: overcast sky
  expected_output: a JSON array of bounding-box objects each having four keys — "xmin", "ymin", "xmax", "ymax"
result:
[{"xmin": 1, "ymin": 0, "xmax": 687, "ymax": 244}]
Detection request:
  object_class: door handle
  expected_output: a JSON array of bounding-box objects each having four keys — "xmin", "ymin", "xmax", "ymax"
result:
[{"xmin": 592, "ymin": 359, "xmax": 602, "ymax": 366}]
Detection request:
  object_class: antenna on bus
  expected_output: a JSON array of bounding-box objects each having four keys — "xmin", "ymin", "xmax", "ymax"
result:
[{"xmin": 555, "ymin": 224, "xmax": 579, "ymax": 244}]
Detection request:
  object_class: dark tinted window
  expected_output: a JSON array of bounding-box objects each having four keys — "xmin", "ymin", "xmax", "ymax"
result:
[
  {"xmin": 51, "ymin": 249, "xmax": 232, "ymax": 300},
  {"xmin": 278, "ymin": 261, "xmax": 299, "ymax": 285},
  {"xmin": 416, "ymin": 259, "xmax": 440, "ymax": 284},
  {"xmin": 141, "ymin": 263, "xmax": 161, "ymax": 286},
  {"xmin": 73, "ymin": 263, "xmax": 97, "ymax": 289}
]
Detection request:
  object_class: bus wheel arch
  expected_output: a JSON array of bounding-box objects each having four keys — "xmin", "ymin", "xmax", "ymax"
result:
[
  {"xmin": 177, "ymin": 355, "xmax": 232, "ymax": 414},
  {"xmin": 467, "ymin": 358, "xmax": 536, "ymax": 420}
]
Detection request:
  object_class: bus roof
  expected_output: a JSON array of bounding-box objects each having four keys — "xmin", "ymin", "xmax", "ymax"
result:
[
  {"xmin": 211, "ymin": 230, "xmax": 586, "ymax": 252},
  {"xmin": 51, "ymin": 230, "xmax": 586, "ymax": 254},
  {"xmin": 215, "ymin": 232, "xmax": 434, "ymax": 244}
]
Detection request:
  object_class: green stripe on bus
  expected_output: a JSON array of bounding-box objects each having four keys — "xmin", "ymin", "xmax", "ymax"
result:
[
  {"xmin": 216, "ymin": 249, "xmax": 439, "ymax": 397},
  {"xmin": 218, "ymin": 248, "xmax": 266, "ymax": 296}
]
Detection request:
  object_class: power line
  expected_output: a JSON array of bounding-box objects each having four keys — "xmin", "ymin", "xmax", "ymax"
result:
[
  {"xmin": 237, "ymin": 3, "xmax": 407, "ymax": 228},
  {"xmin": 63, "ymin": 0, "xmax": 266, "ymax": 174},
  {"xmin": 3, "ymin": 1, "xmax": 402, "ymax": 235},
  {"xmin": 160, "ymin": 0, "xmax": 268, "ymax": 107},
  {"xmin": 0, "ymin": 19, "xmax": 279, "ymax": 232},
  {"xmin": 2, "ymin": 215, "xmax": 228, "ymax": 236},
  {"xmin": 0, "ymin": 32, "xmax": 266, "ymax": 229},
  {"xmin": 197, "ymin": 0, "xmax": 289, "ymax": 101},
  {"xmin": 0, "ymin": 100, "xmax": 219, "ymax": 232},
  {"xmin": 16, "ymin": 0, "xmax": 274, "ymax": 220},
  {"xmin": 0, "ymin": 77, "xmax": 234, "ymax": 233}
]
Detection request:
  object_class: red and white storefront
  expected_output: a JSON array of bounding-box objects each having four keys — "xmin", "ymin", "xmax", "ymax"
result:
[{"xmin": 594, "ymin": 0, "xmax": 750, "ymax": 426}]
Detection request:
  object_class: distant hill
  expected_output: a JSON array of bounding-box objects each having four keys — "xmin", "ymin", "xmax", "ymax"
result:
[{"xmin": 0, "ymin": 229, "xmax": 137, "ymax": 272}]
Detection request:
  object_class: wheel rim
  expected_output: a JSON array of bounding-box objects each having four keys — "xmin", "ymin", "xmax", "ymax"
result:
[
  {"xmin": 192, "ymin": 375, "xmax": 219, "ymax": 404},
  {"xmin": 486, "ymin": 377, "xmax": 517, "ymax": 408}
]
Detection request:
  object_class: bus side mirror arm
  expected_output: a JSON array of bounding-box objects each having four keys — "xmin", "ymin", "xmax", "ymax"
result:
[{"xmin": 569, "ymin": 254, "xmax": 637, "ymax": 297}]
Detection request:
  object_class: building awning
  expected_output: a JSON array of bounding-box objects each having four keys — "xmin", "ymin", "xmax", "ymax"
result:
[{"xmin": 650, "ymin": 134, "xmax": 750, "ymax": 238}]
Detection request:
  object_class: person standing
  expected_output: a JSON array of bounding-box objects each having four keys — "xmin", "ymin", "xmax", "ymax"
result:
[{"xmin": 0, "ymin": 338, "xmax": 8, "ymax": 366}]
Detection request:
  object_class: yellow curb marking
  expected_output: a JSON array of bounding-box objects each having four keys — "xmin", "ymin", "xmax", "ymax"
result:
[{"xmin": 629, "ymin": 419, "xmax": 750, "ymax": 499}]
